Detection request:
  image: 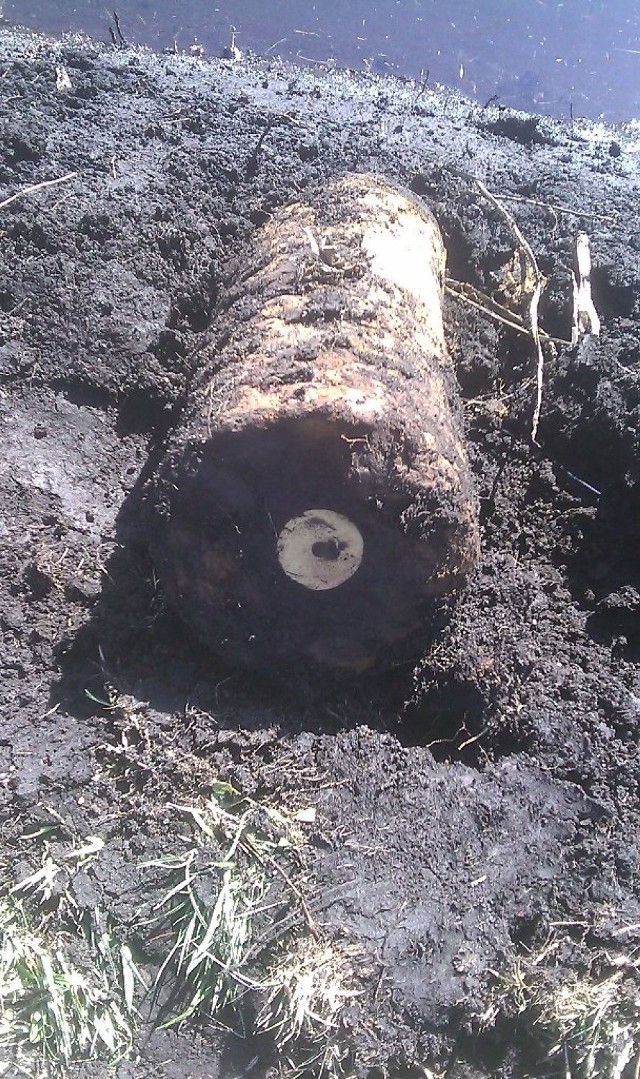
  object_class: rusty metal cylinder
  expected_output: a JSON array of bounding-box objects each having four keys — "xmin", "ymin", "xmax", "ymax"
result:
[{"xmin": 151, "ymin": 174, "xmax": 479, "ymax": 674}]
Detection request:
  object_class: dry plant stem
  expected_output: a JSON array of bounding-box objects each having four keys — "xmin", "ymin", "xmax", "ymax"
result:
[
  {"xmin": 529, "ymin": 286, "xmax": 545, "ymax": 444},
  {"xmin": 563, "ymin": 1040, "xmax": 573, "ymax": 1079},
  {"xmin": 498, "ymin": 193, "xmax": 616, "ymax": 224},
  {"xmin": 445, "ymin": 282, "xmax": 531, "ymax": 337},
  {"xmin": 436, "ymin": 160, "xmax": 549, "ymax": 442},
  {"xmin": 267, "ymin": 857, "xmax": 320, "ymax": 943},
  {"xmin": 243, "ymin": 837, "xmax": 320, "ymax": 942},
  {"xmin": 612, "ymin": 923, "xmax": 640, "ymax": 937},
  {"xmin": 471, "ymin": 177, "xmax": 546, "ymax": 444},
  {"xmin": 446, "ymin": 279, "xmax": 570, "ymax": 345},
  {"xmin": 613, "ymin": 359, "xmax": 639, "ymax": 379},
  {"xmin": 0, "ymin": 171, "xmax": 78, "ymax": 212}
]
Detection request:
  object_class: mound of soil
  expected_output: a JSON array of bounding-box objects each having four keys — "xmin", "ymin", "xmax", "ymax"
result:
[{"xmin": 1, "ymin": 23, "xmax": 639, "ymax": 1079}]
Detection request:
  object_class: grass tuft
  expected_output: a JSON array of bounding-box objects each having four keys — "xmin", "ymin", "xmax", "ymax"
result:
[
  {"xmin": 0, "ymin": 825, "xmax": 143, "ymax": 1076},
  {"xmin": 0, "ymin": 897, "xmax": 138, "ymax": 1077},
  {"xmin": 146, "ymin": 781, "xmax": 296, "ymax": 1027},
  {"xmin": 147, "ymin": 782, "xmax": 358, "ymax": 1076},
  {"xmin": 496, "ymin": 946, "xmax": 640, "ymax": 1079},
  {"xmin": 257, "ymin": 936, "xmax": 360, "ymax": 1078}
]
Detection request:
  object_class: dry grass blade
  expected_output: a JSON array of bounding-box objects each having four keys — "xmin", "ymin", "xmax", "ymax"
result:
[{"xmin": 0, "ymin": 172, "xmax": 78, "ymax": 212}]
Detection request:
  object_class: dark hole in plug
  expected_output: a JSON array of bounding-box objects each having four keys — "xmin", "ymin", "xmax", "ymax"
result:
[{"xmin": 312, "ymin": 539, "xmax": 341, "ymax": 561}]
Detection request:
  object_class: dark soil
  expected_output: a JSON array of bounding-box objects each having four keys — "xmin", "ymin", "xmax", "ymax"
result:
[{"xmin": 1, "ymin": 23, "xmax": 639, "ymax": 1079}]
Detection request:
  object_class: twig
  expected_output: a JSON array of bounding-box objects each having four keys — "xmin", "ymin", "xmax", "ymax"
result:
[
  {"xmin": 245, "ymin": 120, "xmax": 276, "ymax": 180},
  {"xmin": 498, "ymin": 193, "xmax": 616, "ymax": 224},
  {"xmin": 372, "ymin": 963, "xmax": 386, "ymax": 1002},
  {"xmin": 611, "ymin": 922, "xmax": 640, "ymax": 936},
  {"xmin": 458, "ymin": 726, "xmax": 488, "ymax": 751},
  {"xmin": 561, "ymin": 468, "xmax": 601, "ymax": 498},
  {"xmin": 242, "ymin": 836, "xmax": 321, "ymax": 942},
  {"xmin": 446, "ymin": 279, "xmax": 570, "ymax": 345},
  {"xmin": 0, "ymin": 172, "xmax": 78, "ymax": 212},
  {"xmin": 112, "ymin": 11, "xmax": 127, "ymax": 47},
  {"xmin": 433, "ymin": 162, "xmax": 552, "ymax": 442},
  {"xmin": 471, "ymin": 177, "xmax": 547, "ymax": 443},
  {"xmin": 263, "ymin": 851, "xmax": 321, "ymax": 942},
  {"xmin": 529, "ymin": 283, "xmax": 546, "ymax": 444},
  {"xmin": 446, "ymin": 282, "xmax": 531, "ymax": 336},
  {"xmin": 613, "ymin": 359, "xmax": 639, "ymax": 379}
]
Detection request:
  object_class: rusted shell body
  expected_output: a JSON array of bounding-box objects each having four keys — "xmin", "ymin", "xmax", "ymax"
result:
[{"xmin": 151, "ymin": 174, "xmax": 479, "ymax": 674}]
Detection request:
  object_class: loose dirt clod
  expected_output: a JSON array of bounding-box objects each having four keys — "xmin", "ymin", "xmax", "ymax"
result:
[{"xmin": 151, "ymin": 174, "xmax": 479, "ymax": 674}]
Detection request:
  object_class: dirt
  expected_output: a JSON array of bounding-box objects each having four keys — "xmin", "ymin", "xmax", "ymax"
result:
[{"xmin": 1, "ymin": 22, "xmax": 639, "ymax": 1079}]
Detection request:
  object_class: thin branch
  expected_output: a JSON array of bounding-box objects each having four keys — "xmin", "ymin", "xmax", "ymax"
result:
[
  {"xmin": 242, "ymin": 836, "xmax": 320, "ymax": 942},
  {"xmin": 445, "ymin": 281, "xmax": 531, "ymax": 337},
  {"xmin": 498, "ymin": 193, "xmax": 616, "ymax": 224},
  {"xmin": 472, "ymin": 177, "xmax": 542, "ymax": 295},
  {"xmin": 0, "ymin": 172, "xmax": 78, "ymax": 212},
  {"xmin": 529, "ymin": 281, "xmax": 546, "ymax": 444},
  {"xmin": 432, "ymin": 163, "xmax": 551, "ymax": 441},
  {"xmin": 471, "ymin": 177, "xmax": 547, "ymax": 443},
  {"xmin": 446, "ymin": 278, "xmax": 571, "ymax": 345},
  {"xmin": 264, "ymin": 851, "xmax": 321, "ymax": 942}
]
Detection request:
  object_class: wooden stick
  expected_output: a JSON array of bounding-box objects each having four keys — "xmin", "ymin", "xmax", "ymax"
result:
[
  {"xmin": 242, "ymin": 836, "xmax": 321, "ymax": 941},
  {"xmin": 433, "ymin": 162, "xmax": 554, "ymax": 443}
]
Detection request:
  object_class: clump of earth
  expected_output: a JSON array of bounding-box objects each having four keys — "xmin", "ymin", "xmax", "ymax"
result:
[{"xmin": 0, "ymin": 22, "xmax": 639, "ymax": 1079}]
